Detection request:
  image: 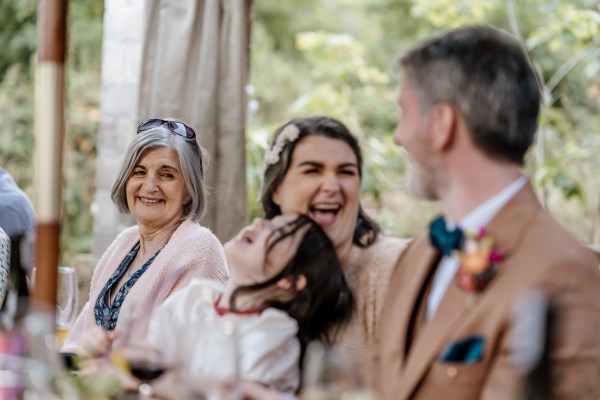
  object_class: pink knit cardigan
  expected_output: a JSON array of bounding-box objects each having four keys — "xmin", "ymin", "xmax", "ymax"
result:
[{"xmin": 62, "ymin": 219, "xmax": 228, "ymax": 352}]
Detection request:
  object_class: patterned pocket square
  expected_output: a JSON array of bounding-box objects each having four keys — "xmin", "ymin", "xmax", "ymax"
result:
[{"xmin": 439, "ymin": 336, "xmax": 485, "ymax": 364}]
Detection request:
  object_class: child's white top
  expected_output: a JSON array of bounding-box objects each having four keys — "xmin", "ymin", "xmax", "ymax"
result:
[{"xmin": 148, "ymin": 278, "xmax": 300, "ymax": 393}]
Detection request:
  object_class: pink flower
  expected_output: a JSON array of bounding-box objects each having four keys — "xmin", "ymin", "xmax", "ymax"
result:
[{"xmin": 489, "ymin": 250, "xmax": 503, "ymax": 262}]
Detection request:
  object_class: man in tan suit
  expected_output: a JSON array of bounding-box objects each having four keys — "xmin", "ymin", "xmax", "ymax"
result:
[{"xmin": 376, "ymin": 26, "xmax": 600, "ymax": 399}]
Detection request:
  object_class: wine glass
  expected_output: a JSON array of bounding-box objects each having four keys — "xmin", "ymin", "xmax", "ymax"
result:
[
  {"xmin": 104, "ymin": 303, "xmax": 166, "ymax": 399},
  {"xmin": 55, "ymin": 266, "xmax": 78, "ymax": 347},
  {"xmin": 123, "ymin": 345, "xmax": 167, "ymax": 399},
  {"xmin": 300, "ymin": 341, "xmax": 379, "ymax": 400}
]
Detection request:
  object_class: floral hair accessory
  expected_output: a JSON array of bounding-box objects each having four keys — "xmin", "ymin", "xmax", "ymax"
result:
[
  {"xmin": 454, "ymin": 227, "xmax": 503, "ymax": 295},
  {"xmin": 264, "ymin": 123, "xmax": 301, "ymax": 167}
]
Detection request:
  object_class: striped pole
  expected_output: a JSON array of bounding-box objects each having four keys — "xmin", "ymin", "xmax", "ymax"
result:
[{"xmin": 33, "ymin": 0, "xmax": 67, "ymax": 311}]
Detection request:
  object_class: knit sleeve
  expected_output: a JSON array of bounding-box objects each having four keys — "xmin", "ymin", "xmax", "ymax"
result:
[
  {"xmin": 159, "ymin": 224, "xmax": 228, "ymax": 302},
  {"xmin": 366, "ymin": 236, "xmax": 409, "ymax": 342},
  {"xmin": 61, "ymin": 301, "xmax": 90, "ymax": 353}
]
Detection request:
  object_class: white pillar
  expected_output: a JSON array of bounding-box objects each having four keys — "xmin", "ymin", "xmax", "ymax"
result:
[{"xmin": 92, "ymin": 0, "xmax": 146, "ymax": 260}]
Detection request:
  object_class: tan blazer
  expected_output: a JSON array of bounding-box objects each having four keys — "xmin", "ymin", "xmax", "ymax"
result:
[{"xmin": 376, "ymin": 183, "xmax": 600, "ymax": 400}]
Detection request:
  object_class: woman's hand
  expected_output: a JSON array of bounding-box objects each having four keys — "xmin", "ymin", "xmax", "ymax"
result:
[{"xmin": 77, "ymin": 325, "xmax": 119, "ymax": 358}]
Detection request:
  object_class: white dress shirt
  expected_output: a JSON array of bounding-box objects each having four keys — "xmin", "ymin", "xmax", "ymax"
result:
[{"xmin": 425, "ymin": 175, "xmax": 528, "ymax": 320}]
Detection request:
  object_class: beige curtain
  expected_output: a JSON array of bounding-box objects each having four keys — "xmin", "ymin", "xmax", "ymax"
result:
[{"xmin": 137, "ymin": 0, "xmax": 251, "ymax": 241}]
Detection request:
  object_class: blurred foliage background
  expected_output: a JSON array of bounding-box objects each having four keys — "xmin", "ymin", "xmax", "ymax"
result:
[
  {"xmin": 0, "ymin": 0, "xmax": 102, "ymax": 263},
  {"xmin": 0, "ymin": 0, "xmax": 598, "ymax": 264},
  {"xmin": 247, "ymin": 0, "xmax": 600, "ymax": 243}
]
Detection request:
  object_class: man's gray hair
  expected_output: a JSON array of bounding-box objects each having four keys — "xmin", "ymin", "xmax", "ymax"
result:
[{"xmin": 396, "ymin": 25, "xmax": 541, "ymax": 165}]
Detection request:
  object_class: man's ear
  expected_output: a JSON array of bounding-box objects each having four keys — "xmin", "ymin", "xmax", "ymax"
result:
[
  {"xmin": 276, "ymin": 275, "xmax": 307, "ymax": 292},
  {"xmin": 431, "ymin": 102, "xmax": 457, "ymax": 151}
]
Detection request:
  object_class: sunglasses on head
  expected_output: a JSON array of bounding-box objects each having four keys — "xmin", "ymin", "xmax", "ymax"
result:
[{"xmin": 137, "ymin": 118, "xmax": 196, "ymax": 139}]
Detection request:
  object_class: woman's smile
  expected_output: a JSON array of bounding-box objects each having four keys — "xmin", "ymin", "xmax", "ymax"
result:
[
  {"xmin": 126, "ymin": 147, "xmax": 189, "ymax": 230},
  {"xmin": 138, "ymin": 196, "xmax": 164, "ymax": 205},
  {"xmin": 272, "ymin": 136, "xmax": 360, "ymax": 251},
  {"xmin": 309, "ymin": 202, "xmax": 342, "ymax": 225}
]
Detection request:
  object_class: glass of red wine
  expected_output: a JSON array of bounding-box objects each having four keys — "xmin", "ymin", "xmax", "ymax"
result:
[{"xmin": 122, "ymin": 345, "xmax": 166, "ymax": 399}]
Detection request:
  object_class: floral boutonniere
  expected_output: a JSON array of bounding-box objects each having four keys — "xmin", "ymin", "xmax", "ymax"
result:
[{"xmin": 454, "ymin": 227, "xmax": 503, "ymax": 295}]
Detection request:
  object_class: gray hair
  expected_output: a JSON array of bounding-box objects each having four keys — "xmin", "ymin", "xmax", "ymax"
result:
[
  {"xmin": 396, "ymin": 25, "xmax": 541, "ymax": 165},
  {"xmin": 110, "ymin": 125, "xmax": 207, "ymax": 222}
]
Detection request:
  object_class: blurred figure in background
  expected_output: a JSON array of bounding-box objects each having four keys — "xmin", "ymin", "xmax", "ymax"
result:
[
  {"xmin": 62, "ymin": 118, "xmax": 228, "ymax": 354},
  {"xmin": 0, "ymin": 167, "xmax": 36, "ymax": 274},
  {"xmin": 0, "ymin": 227, "xmax": 9, "ymax": 306},
  {"xmin": 376, "ymin": 25, "xmax": 600, "ymax": 399}
]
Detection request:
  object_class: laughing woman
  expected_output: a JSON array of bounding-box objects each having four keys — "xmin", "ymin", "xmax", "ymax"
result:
[
  {"xmin": 62, "ymin": 118, "xmax": 228, "ymax": 354},
  {"xmin": 260, "ymin": 116, "xmax": 408, "ymax": 357}
]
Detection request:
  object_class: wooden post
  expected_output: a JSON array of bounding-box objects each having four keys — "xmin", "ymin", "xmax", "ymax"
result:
[{"xmin": 33, "ymin": 0, "xmax": 67, "ymax": 311}]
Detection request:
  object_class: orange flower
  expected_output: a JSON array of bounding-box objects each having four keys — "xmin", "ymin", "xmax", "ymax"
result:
[
  {"xmin": 454, "ymin": 227, "xmax": 503, "ymax": 294},
  {"xmin": 462, "ymin": 253, "xmax": 489, "ymax": 274}
]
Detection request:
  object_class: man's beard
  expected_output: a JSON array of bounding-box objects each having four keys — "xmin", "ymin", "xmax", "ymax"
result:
[{"xmin": 405, "ymin": 159, "xmax": 439, "ymax": 201}]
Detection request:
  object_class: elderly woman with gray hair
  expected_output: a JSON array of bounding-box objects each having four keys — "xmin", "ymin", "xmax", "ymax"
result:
[{"xmin": 62, "ymin": 119, "xmax": 228, "ymax": 354}]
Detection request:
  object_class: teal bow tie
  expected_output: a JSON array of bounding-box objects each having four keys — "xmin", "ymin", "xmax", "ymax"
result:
[{"xmin": 429, "ymin": 215, "xmax": 464, "ymax": 256}]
